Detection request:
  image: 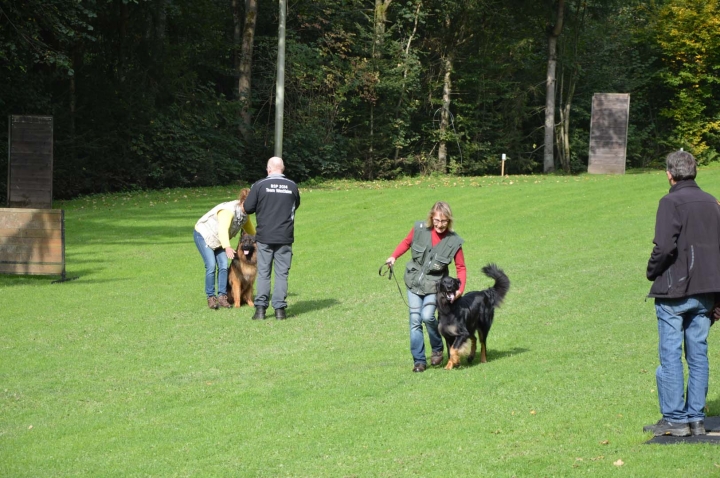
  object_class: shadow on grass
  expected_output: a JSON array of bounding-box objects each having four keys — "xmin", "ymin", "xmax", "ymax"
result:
[
  {"xmin": 0, "ymin": 272, "xmax": 130, "ymax": 287},
  {"xmin": 290, "ymin": 298, "xmax": 341, "ymax": 316},
  {"xmin": 0, "ymin": 274, "xmax": 57, "ymax": 287},
  {"xmin": 484, "ymin": 347, "xmax": 530, "ymax": 363},
  {"xmin": 706, "ymin": 393, "xmax": 720, "ymax": 417}
]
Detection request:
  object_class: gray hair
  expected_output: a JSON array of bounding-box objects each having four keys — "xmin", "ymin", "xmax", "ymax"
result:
[{"xmin": 666, "ymin": 150, "xmax": 696, "ymax": 181}]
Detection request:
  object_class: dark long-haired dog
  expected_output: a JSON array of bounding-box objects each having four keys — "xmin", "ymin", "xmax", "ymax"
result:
[
  {"xmin": 436, "ymin": 264, "xmax": 510, "ymax": 369},
  {"xmin": 227, "ymin": 231, "xmax": 258, "ymax": 308}
]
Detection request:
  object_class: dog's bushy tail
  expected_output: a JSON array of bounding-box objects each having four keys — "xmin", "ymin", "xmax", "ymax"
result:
[{"xmin": 481, "ymin": 263, "xmax": 510, "ymax": 307}]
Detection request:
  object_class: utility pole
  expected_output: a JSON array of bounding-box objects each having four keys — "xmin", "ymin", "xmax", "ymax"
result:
[{"xmin": 274, "ymin": 0, "xmax": 287, "ymax": 157}]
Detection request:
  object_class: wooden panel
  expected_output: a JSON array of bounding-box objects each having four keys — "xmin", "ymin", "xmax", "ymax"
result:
[
  {"xmin": 0, "ymin": 209, "xmax": 63, "ymax": 229},
  {"xmin": 0, "ymin": 208, "xmax": 65, "ymax": 277},
  {"xmin": 0, "ymin": 263, "xmax": 65, "ymax": 275},
  {"xmin": 0, "ymin": 238, "xmax": 63, "ymax": 249},
  {"xmin": 7, "ymin": 115, "xmax": 53, "ymax": 208},
  {"xmin": 588, "ymin": 94, "xmax": 630, "ymax": 175},
  {"xmin": 0, "ymin": 228, "xmax": 62, "ymax": 239}
]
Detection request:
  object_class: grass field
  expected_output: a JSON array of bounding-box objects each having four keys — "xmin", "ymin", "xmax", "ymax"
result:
[{"xmin": 2, "ymin": 169, "xmax": 720, "ymax": 477}]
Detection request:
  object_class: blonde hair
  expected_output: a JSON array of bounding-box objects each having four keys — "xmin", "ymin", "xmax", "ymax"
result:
[{"xmin": 426, "ymin": 201, "xmax": 454, "ymax": 231}]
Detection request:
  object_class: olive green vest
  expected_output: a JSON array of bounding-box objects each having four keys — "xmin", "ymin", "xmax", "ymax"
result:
[{"xmin": 404, "ymin": 221, "xmax": 464, "ymax": 295}]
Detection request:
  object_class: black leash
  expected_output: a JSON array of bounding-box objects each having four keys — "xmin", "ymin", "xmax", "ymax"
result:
[{"xmin": 378, "ymin": 262, "xmax": 409, "ymax": 307}]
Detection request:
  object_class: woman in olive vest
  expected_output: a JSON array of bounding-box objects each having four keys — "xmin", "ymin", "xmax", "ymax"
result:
[
  {"xmin": 386, "ymin": 201, "xmax": 467, "ymax": 372},
  {"xmin": 194, "ymin": 189, "xmax": 256, "ymax": 309}
]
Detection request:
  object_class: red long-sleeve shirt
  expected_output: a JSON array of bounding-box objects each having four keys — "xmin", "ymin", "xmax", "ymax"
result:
[{"xmin": 391, "ymin": 227, "xmax": 466, "ymax": 296}]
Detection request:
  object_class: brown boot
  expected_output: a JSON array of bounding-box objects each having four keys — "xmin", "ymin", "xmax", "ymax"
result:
[
  {"xmin": 217, "ymin": 295, "xmax": 232, "ymax": 308},
  {"xmin": 431, "ymin": 351, "xmax": 444, "ymax": 366},
  {"xmin": 207, "ymin": 296, "xmax": 219, "ymax": 309}
]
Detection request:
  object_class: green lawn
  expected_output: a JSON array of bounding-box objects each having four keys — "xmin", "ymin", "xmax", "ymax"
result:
[{"xmin": 2, "ymin": 169, "xmax": 720, "ymax": 476}]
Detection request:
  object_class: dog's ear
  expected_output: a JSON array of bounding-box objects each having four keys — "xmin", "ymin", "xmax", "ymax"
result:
[
  {"xmin": 453, "ymin": 278, "xmax": 461, "ymax": 290},
  {"xmin": 238, "ymin": 188, "xmax": 250, "ymax": 204}
]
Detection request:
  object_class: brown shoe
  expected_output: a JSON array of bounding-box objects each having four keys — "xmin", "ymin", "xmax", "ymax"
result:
[
  {"xmin": 412, "ymin": 363, "xmax": 426, "ymax": 373},
  {"xmin": 207, "ymin": 296, "xmax": 219, "ymax": 309},
  {"xmin": 217, "ymin": 295, "xmax": 232, "ymax": 308},
  {"xmin": 431, "ymin": 351, "xmax": 444, "ymax": 366}
]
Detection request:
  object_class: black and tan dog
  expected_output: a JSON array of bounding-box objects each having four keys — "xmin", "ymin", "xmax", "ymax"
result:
[
  {"xmin": 227, "ymin": 231, "xmax": 258, "ymax": 308},
  {"xmin": 437, "ymin": 264, "xmax": 510, "ymax": 369}
]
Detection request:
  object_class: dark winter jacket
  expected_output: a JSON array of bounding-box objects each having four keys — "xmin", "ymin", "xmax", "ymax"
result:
[
  {"xmin": 243, "ymin": 173, "xmax": 300, "ymax": 245},
  {"xmin": 647, "ymin": 179, "xmax": 720, "ymax": 299}
]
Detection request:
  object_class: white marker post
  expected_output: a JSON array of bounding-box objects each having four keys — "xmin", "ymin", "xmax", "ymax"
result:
[{"xmin": 501, "ymin": 154, "xmax": 507, "ymax": 177}]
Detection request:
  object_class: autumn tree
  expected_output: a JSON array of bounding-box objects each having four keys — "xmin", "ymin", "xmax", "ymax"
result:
[{"xmin": 654, "ymin": 0, "xmax": 720, "ymax": 161}]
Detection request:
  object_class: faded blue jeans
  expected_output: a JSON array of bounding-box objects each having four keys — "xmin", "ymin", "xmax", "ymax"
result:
[
  {"xmin": 655, "ymin": 294, "xmax": 713, "ymax": 423},
  {"xmin": 193, "ymin": 230, "xmax": 228, "ymax": 298},
  {"xmin": 408, "ymin": 290, "xmax": 443, "ymax": 365}
]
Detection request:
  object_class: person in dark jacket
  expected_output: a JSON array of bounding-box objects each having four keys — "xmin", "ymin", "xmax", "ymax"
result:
[
  {"xmin": 386, "ymin": 201, "xmax": 467, "ymax": 372},
  {"xmin": 643, "ymin": 150, "xmax": 720, "ymax": 438},
  {"xmin": 242, "ymin": 157, "xmax": 300, "ymax": 320}
]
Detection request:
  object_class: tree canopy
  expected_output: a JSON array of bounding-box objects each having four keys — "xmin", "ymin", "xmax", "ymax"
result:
[{"xmin": 1, "ymin": 0, "xmax": 718, "ymax": 199}]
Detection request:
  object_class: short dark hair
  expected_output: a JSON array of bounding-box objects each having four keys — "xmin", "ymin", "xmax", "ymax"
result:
[{"xmin": 666, "ymin": 150, "xmax": 696, "ymax": 181}]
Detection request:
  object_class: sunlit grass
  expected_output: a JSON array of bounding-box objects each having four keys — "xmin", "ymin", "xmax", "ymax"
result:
[{"xmin": 2, "ymin": 168, "xmax": 720, "ymax": 476}]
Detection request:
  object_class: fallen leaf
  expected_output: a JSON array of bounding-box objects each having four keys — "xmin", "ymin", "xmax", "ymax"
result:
[
  {"xmin": 600, "ymin": 440, "xmax": 609, "ymax": 445},
  {"xmin": 530, "ymin": 410, "xmax": 536, "ymax": 415},
  {"xmin": 614, "ymin": 459, "xmax": 624, "ymax": 467}
]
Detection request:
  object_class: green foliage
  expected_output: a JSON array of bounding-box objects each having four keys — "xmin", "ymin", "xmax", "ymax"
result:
[
  {"xmin": 654, "ymin": 0, "xmax": 720, "ymax": 162},
  {"xmin": 129, "ymin": 85, "xmax": 245, "ymax": 189},
  {"xmin": 4, "ymin": 0, "xmax": 720, "ymax": 200}
]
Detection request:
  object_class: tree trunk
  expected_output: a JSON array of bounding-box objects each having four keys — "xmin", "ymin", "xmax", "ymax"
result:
[
  {"xmin": 438, "ymin": 52, "xmax": 453, "ymax": 172},
  {"xmin": 373, "ymin": 0, "xmax": 392, "ymax": 58},
  {"xmin": 238, "ymin": 0, "xmax": 257, "ymax": 141},
  {"xmin": 70, "ymin": 73, "xmax": 76, "ymax": 162},
  {"xmin": 118, "ymin": 2, "xmax": 129, "ymax": 82},
  {"xmin": 367, "ymin": 103, "xmax": 375, "ymax": 180},
  {"xmin": 543, "ymin": 0, "xmax": 565, "ymax": 173},
  {"xmin": 556, "ymin": 69, "xmax": 576, "ymax": 173},
  {"xmin": 232, "ymin": 0, "xmax": 241, "ymax": 72},
  {"xmin": 394, "ymin": 1, "xmax": 422, "ymax": 161}
]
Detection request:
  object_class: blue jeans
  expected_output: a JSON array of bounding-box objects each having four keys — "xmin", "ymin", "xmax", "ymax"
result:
[
  {"xmin": 408, "ymin": 290, "xmax": 444, "ymax": 365},
  {"xmin": 193, "ymin": 230, "xmax": 228, "ymax": 297},
  {"xmin": 655, "ymin": 294, "xmax": 713, "ymax": 423},
  {"xmin": 254, "ymin": 242, "xmax": 292, "ymax": 310}
]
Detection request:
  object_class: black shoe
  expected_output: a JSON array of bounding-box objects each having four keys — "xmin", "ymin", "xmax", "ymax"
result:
[
  {"xmin": 689, "ymin": 421, "xmax": 706, "ymax": 436},
  {"xmin": 252, "ymin": 306, "xmax": 266, "ymax": 320},
  {"xmin": 412, "ymin": 363, "xmax": 426, "ymax": 373},
  {"xmin": 274, "ymin": 308, "xmax": 286, "ymax": 320},
  {"xmin": 643, "ymin": 419, "xmax": 690, "ymax": 437}
]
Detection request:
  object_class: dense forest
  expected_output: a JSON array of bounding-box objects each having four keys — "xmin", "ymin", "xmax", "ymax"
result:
[{"xmin": 1, "ymin": 0, "xmax": 719, "ymax": 199}]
